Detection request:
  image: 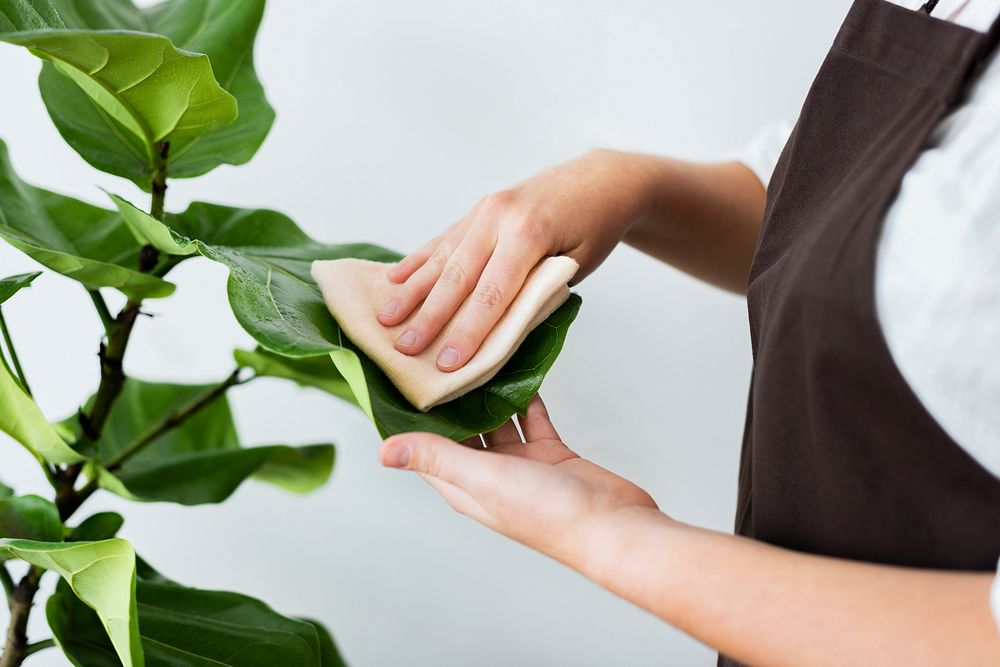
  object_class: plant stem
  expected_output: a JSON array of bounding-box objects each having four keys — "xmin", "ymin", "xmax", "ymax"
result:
[
  {"xmin": 22, "ymin": 640, "xmax": 54, "ymax": 657},
  {"xmin": 1, "ymin": 142, "xmax": 179, "ymax": 667},
  {"xmin": 87, "ymin": 289, "xmax": 113, "ymax": 336},
  {"xmin": 106, "ymin": 369, "xmax": 247, "ymax": 471},
  {"xmin": 79, "ymin": 300, "xmax": 142, "ymax": 442},
  {"xmin": 0, "ymin": 567, "xmax": 41, "ymax": 667},
  {"xmin": 0, "ymin": 565, "xmax": 13, "ymax": 606},
  {"xmin": 0, "ymin": 308, "xmax": 30, "ymax": 397},
  {"xmin": 150, "ymin": 141, "xmax": 169, "ymax": 222}
]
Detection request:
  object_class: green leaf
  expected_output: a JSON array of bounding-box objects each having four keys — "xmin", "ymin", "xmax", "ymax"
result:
[
  {"xmin": 0, "ymin": 271, "xmax": 41, "ymax": 304},
  {"xmin": 69, "ymin": 512, "xmax": 124, "ymax": 542},
  {"xmin": 0, "ymin": 140, "xmax": 173, "ymax": 299},
  {"xmin": 1, "ymin": 28, "xmax": 237, "ymax": 176},
  {"xmin": 0, "ymin": 0, "xmax": 64, "ymax": 31},
  {"xmin": 305, "ymin": 619, "xmax": 349, "ymax": 667},
  {"xmin": 50, "ymin": 560, "xmax": 326, "ymax": 666},
  {"xmin": 0, "ymin": 342, "xmax": 84, "ymax": 464},
  {"xmin": 77, "ymin": 378, "xmax": 334, "ymax": 504},
  {"xmin": 0, "ymin": 537, "xmax": 143, "ymax": 667},
  {"xmin": 39, "ymin": 0, "xmax": 273, "ymax": 188},
  {"xmin": 0, "ymin": 494, "xmax": 63, "ymax": 541},
  {"xmin": 251, "ymin": 444, "xmax": 335, "ymax": 494},
  {"xmin": 0, "ymin": 480, "xmax": 12, "ymax": 496},
  {"xmin": 111, "ymin": 196, "xmax": 583, "ymax": 439},
  {"xmin": 234, "ymin": 347, "xmax": 357, "ymax": 406}
]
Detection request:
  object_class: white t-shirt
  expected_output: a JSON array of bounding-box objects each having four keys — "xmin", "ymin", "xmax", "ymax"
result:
[{"xmin": 736, "ymin": 0, "xmax": 1000, "ymax": 633}]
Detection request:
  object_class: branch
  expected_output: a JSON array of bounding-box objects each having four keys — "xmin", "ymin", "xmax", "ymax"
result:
[
  {"xmin": 106, "ymin": 369, "xmax": 248, "ymax": 471},
  {"xmin": 0, "ymin": 143, "xmax": 181, "ymax": 667},
  {"xmin": 0, "ymin": 307, "xmax": 30, "ymax": 397},
  {"xmin": 0, "ymin": 567, "xmax": 41, "ymax": 667}
]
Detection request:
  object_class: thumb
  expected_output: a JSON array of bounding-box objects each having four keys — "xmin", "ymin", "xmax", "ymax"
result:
[{"xmin": 380, "ymin": 432, "xmax": 499, "ymax": 493}]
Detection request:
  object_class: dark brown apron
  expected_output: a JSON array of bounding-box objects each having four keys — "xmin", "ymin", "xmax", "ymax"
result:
[{"xmin": 723, "ymin": 1, "xmax": 1000, "ymax": 664}]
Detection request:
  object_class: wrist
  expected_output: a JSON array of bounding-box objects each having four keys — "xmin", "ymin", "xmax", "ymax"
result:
[
  {"xmin": 574, "ymin": 505, "xmax": 681, "ymax": 586},
  {"xmin": 582, "ymin": 148, "xmax": 662, "ymax": 233}
]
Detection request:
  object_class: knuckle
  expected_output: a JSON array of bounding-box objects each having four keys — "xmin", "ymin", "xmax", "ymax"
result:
[
  {"xmin": 479, "ymin": 189, "xmax": 516, "ymax": 215},
  {"xmin": 415, "ymin": 443, "xmax": 440, "ymax": 476},
  {"xmin": 475, "ymin": 280, "xmax": 505, "ymax": 308},
  {"xmin": 428, "ymin": 249, "xmax": 449, "ymax": 269},
  {"xmin": 439, "ymin": 261, "xmax": 466, "ymax": 288},
  {"xmin": 509, "ymin": 214, "xmax": 545, "ymax": 244}
]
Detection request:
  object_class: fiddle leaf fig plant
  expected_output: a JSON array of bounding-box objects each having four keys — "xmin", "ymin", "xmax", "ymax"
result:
[{"xmin": 0, "ymin": 0, "xmax": 580, "ymax": 665}]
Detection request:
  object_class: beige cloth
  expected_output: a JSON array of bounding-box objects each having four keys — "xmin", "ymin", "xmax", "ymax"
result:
[{"xmin": 311, "ymin": 256, "xmax": 579, "ymax": 411}]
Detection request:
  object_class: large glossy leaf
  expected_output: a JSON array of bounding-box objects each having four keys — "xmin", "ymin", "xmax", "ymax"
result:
[
  {"xmin": 49, "ymin": 560, "xmax": 328, "ymax": 666},
  {"xmin": 75, "ymin": 378, "xmax": 334, "ymax": 505},
  {"xmin": 0, "ymin": 537, "xmax": 142, "ymax": 667},
  {"xmin": 0, "ymin": 494, "xmax": 63, "ymax": 541},
  {"xmin": 0, "ymin": 26, "xmax": 237, "ymax": 182},
  {"xmin": 0, "ymin": 339, "xmax": 84, "ymax": 463},
  {"xmin": 234, "ymin": 347, "xmax": 357, "ymax": 405},
  {"xmin": 0, "ymin": 270, "xmax": 41, "ymax": 303},
  {"xmin": 38, "ymin": 0, "xmax": 273, "ymax": 188},
  {"xmin": 307, "ymin": 618, "xmax": 349, "ymax": 667},
  {"xmin": 0, "ymin": 140, "xmax": 173, "ymax": 299},
  {"xmin": 69, "ymin": 511, "xmax": 124, "ymax": 542},
  {"xmin": 0, "ymin": 0, "xmax": 64, "ymax": 31},
  {"xmin": 111, "ymin": 196, "xmax": 583, "ymax": 439},
  {"xmin": 0, "ymin": 480, "xmax": 12, "ymax": 496}
]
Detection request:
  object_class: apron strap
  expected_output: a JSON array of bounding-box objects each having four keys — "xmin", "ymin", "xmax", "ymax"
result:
[{"xmin": 952, "ymin": 10, "xmax": 1000, "ymax": 107}]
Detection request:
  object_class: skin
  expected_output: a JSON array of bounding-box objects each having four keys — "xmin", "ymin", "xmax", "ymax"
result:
[{"xmin": 378, "ymin": 150, "xmax": 1000, "ymax": 664}]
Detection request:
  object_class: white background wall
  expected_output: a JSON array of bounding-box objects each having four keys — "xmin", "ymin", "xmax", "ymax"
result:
[{"xmin": 1, "ymin": 1, "xmax": 852, "ymax": 664}]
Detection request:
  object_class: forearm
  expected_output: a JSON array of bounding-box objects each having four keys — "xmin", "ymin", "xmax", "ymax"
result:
[
  {"xmin": 583, "ymin": 507, "xmax": 1000, "ymax": 666},
  {"xmin": 622, "ymin": 155, "xmax": 767, "ymax": 293}
]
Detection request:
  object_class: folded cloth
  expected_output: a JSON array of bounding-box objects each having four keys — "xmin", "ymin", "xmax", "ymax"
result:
[{"xmin": 311, "ymin": 256, "xmax": 579, "ymax": 411}]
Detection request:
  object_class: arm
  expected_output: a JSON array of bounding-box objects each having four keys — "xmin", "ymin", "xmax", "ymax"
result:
[
  {"xmin": 380, "ymin": 404, "xmax": 1000, "ymax": 667},
  {"xmin": 593, "ymin": 509, "xmax": 1000, "ymax": 667},
  {"xmin": 624, "ymin": 157, "xmax": 766, "ymax": 293},
  {"xmin": 379, "ymin": 150, "xmax": 766, "ymax": 371}
]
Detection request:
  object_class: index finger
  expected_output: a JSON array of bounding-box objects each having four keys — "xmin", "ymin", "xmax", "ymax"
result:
[{"xmin": 435, "ymin": 235, "xmax": 545, "ymax": 372}]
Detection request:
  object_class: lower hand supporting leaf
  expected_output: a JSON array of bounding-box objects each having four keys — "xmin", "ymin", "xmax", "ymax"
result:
[{"xmin": 378, "ymin": 396, "xmax": 658, "ymax": 570}]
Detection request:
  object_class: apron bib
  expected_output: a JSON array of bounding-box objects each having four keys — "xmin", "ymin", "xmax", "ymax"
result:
[{"xmin": 725, "ymin": 1, "xmax": 1000, "ymax": 663}]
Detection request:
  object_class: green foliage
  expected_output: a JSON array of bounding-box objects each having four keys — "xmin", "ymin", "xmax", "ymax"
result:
[
  {"xmin": 0, "ymin": 0, "xmax": 580, "ymax": 663},
  {"xmin": 39, "ymin": 0, "xmax": 273, "ymax": 188},
  {"xmin": 0, "ymin": 0, "xmax": 65, "ymax": 32},
  {"xmin": 49, "ymin": 560, "xmax": 339, "ymax": 666},
  {"xmin": 0, "ymin": 537, "xmax": 142, "ymax": 667},
  {"xmin": 0, "ymin": 141, "xmax": 174, "ymax": 299},
  {"xmin": 68, "ymin": 512, "xmax": 124, "ymax": 542},
  {"xmin": 67, "ymin": 378, "xmax": 335, "ymax": 505},
  {"xmin": 308, "ymin": 618, "xmax": 350, "ymax": 667},
  {"xmin": 0, "ymin": 494, "xmax": 63, "ymax": 541},
  {"xmin": 0, "ymin": 336, "xmax": 84, "ymax": 463},
  {"xmin": 113, "ymin": 195, "xmax": 583, "ymax": 438},
  {"xmin": 0, "ymin": 271, "xmax": 40, "ymax": 303},
  {"xmin": 234, "ymin": 347, "xmax": 358, "ymax": 405}
]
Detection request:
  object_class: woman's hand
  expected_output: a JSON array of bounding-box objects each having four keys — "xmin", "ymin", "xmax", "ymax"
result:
[
  {"xmin": 378, "ymin": 395, "xmax": 658, "ymax": 570},
  {"xmin": 377, "ymin": 150, "xmax": 658, "ymax": 372},
  {"xmin": 380, "ymin": 398, "xmax": 1000, "ymax": 667}
]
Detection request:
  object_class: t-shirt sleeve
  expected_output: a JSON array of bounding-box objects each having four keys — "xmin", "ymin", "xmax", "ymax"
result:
[{"xmin": 730, "ymin": 121, "xmax": 795, "ymax": 188}]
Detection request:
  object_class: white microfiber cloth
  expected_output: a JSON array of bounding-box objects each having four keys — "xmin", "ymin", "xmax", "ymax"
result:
[{"xmin": 311, "ymin": 256, "xmax": 579, "ymax": 411}]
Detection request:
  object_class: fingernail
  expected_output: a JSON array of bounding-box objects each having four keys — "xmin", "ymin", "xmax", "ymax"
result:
[
  {"xmin": 437, "ymin": 346, "xmax": 461, "ymax": 368},
  {"xmin": 397, "ymin": 329, "xmax": 418, "ymax": 348},
  {"xmin": 384, "ymin": 443, "xmax": 411, "ymax": 468},
  {"xmin": 380, "ymin": 299, "xmax": 399, "ymax": 318}
]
